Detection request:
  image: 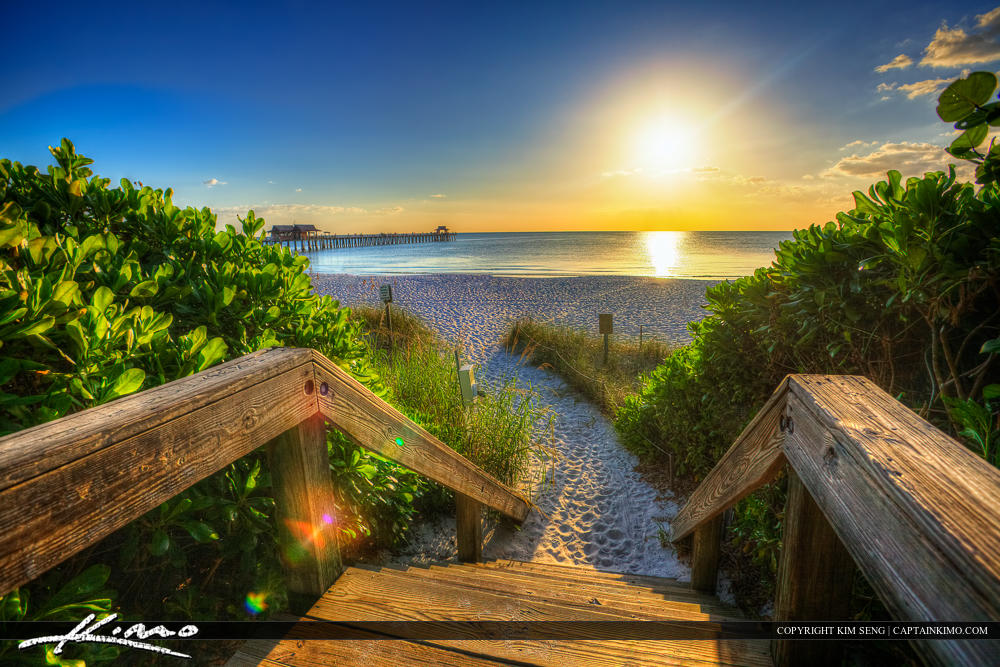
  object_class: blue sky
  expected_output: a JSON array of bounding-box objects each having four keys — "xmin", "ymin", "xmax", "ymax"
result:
[{"xmin": 3, "ymin": 1, "xmax": 998, "ymax": 231}]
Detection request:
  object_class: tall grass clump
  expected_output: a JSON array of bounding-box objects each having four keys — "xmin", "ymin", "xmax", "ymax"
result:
[
  {"xmin": 615, "ymin": 72, "xmax": 1000, "ymax": 611},
  {"xmin": 505, "ymin": 317, "xmax": 674, "ymax": 416},
  {"xmin": 351, "ymin": 305, "xmax": 554, "ymax": 492}
]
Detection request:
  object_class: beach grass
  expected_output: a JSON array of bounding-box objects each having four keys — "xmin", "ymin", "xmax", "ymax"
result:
[
  {"xmin": 350, "ymin": 306, "xmax": 553, "ymax": 490},
  {"xmin": 504, "ymin": 318, "xmax": 674, "ymax": 416}
]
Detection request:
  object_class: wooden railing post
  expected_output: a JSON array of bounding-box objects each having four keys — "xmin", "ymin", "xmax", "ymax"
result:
[
  {"xmin": 690, "ymin": 514, "xmax": 723, "ymax": 593},
  {"xmin": 771, "ymin": 469, "xmax": 854, "ymax": 667},
  {"xmin": 267, "ymin": 413, "xmax": 343, "ymax": 613},
  {"xmin": 456, "ymin": 493, "xmax": 483, "ymax": 562}
]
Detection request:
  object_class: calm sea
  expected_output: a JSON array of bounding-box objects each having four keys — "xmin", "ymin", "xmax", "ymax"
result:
[{"xmin": 303, "ymin": 231, "xmax": 793, "ymax": 279}]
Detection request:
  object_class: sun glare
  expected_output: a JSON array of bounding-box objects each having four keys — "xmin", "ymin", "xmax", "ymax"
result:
[
  {"xmin": 644, "ymin": 231, "xmax": 685, "ymax": 277},
  {"xmin": 632, "ymin": 116, "xmax": 694, "ymax": 172}
]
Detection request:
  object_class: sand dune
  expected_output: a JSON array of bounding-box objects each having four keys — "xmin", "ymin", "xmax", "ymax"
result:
[{"xmin": 312, "ymin": 273, "xmax": 718, "ymax": 582}]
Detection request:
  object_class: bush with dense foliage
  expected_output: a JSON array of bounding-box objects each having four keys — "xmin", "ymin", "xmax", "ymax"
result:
[
  {"xmin": 0, "ymin": 140, "xmax": 430, "ymax": 664},
  {"xmin": 616, "ymin": 72, "xmax": 1000, "ymax": 589}
]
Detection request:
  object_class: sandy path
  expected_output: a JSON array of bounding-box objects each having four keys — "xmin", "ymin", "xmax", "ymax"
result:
[{"xmin": 313, "ymin": 273, "xmax": 716, "ymax": 581}]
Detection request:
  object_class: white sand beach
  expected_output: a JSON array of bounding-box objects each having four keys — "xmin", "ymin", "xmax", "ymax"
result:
[{"xmin": 312, "ymin": 273, "xmax": 719, "ymax": 583}]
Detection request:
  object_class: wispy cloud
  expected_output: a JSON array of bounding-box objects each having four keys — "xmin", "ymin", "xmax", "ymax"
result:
[
  {"xmin": 823, "ymin": 142, "xmax": 957, "ymax": 178},
  {"xmin": 295, "ymin": 187, "xmax": 302, "ymax": 192},
  {"xmin": 429, "ymin": 193, "xmax": 447, "ymax": 198},
  {"xmin": 897, "ymin": 77, "xmax": 953, "ymax": 98},
  {"xmin": 375, "ymin": 206, "xmax": 405, "ymax": 215},
  {"xmin": 875, "ymin": 54, "xmax": 913, "ymax": 72},
  {"xmin": 921, "ymin": 6, "xmax": 1000, "ymax": 67},
  {"xmin": 876, "ymin": 82, "xmax": 897, "ymax": 93},
  {"xmin": 840, "ymin": 140, "xmax": 880, "ymax": 152},
  {"xmin": 203, "ymin": 178, "xmax": 227, "ymax": 187}
]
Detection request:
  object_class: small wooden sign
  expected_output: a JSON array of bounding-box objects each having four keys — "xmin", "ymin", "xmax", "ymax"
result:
[
  {"xmin": 599, "ymin": 313, "xmax": 613, "ymax": 334},
  {"xmin": 380, "ymin": 284, "xmax": 393, "ymax": 303}
]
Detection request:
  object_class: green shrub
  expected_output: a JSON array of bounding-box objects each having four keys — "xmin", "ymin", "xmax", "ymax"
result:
[{"xmin": 0, "ymin": 141, "xmax": 421, "ymax": 662}]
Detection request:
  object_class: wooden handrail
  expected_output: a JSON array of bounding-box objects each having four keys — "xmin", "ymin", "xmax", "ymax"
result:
[
  {"xmin": 673, "ymin": 374, "xmax": 1000, "ymax": 667},
  {"xmin": 0, "ymin": 348, "xmax": 530, "ymax": 598}
]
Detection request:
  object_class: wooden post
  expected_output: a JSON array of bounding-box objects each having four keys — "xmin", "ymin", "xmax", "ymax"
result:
[
  {"xmin": 267, "ymin": 414, "xmax": 343, "ymax": 614},
  {"xmin": 690, "ymin": 514, "xmax": 723, "ymax": 593},
  {"xmin": 456, "ymin": 493, "xmax": 482, "ymax": 562},
  {"xmin": 771, "ymin": 469, "xmax": 854, "ymax": 667}
]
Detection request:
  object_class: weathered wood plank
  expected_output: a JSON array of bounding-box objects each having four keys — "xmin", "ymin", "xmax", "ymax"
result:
[
  {"xmin": 691, "ymin": 514, "xmax": 723, "ymax": 593},
  {"xmin": 422, "ymin": 563, "xmax": 735, "ymax": 612},
  {"xmin": 0, "ymin": 362, "xmax": 316, "ymax": 595},
  {"xmin": 671, "ymin": 378, "xmax": 788, "ymax": 542},
  {"xmin": 0, "ymin": 347, "xmax": 312, "ymax": 492},
  {"xmin": 230, "ymin": 635, "xmax": 505, "ymax": 666},
  {"xmin": 455, "ymin": 493, "xmax": 482, "ymax": 562},
  {"xmin": 783, "ymin": 388, "xmax": 998, "ymax": 667},
  {"xmin": 787, "ymin": 375, "xmax": 1000, "ymax": 603},
  {"xmin": 306, "ymin": 567, "xmax": 771, "ymax": 666},
  {"xmin": 268, "ymin": 414, "xmax": 343, "ymax": 613},
  {"xmin": 770, "ymin": 469, "xmax": 854, "ymax": 667},
  {"xmin": 311, "ymin": 351, "xmax": 531, "ymax": 522},
  {"xmin": 354, "ymin": 563, "xmax": 733, "ymax": 621}
]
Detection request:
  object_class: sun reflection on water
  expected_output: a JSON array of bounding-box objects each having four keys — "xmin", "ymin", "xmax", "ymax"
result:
[{"xmin": 644, "ymin": 231, "xmax": 685, "ymax": 277}]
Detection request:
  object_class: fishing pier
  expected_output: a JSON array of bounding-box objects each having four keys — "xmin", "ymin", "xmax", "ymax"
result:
[{"xmin": 264, "ymin": 224, "xmax": 456, "ymax": 252}]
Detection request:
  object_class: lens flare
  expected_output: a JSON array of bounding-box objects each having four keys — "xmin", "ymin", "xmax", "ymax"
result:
[
  {"xmin": 394, "ymin": 437, "xmax": 404, "ymax": 447},
  {"xmin": 245, "ymin": 591, "xmax": 268, "ymax": 615}
]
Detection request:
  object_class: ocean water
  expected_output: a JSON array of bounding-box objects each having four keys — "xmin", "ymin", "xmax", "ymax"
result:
[{"xmin": 303, "ymin": 231, "xmax": 793, "ymax": 279}]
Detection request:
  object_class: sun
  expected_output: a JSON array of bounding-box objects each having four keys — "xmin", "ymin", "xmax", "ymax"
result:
[{"xmin": 631, "ymin": 115, "xmax": 695, "ymax": 172}]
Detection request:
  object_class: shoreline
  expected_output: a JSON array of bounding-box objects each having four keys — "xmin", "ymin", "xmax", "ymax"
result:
[{"xmin": 312, "ymin": 272, "xmax": 718, "ymax": 362}]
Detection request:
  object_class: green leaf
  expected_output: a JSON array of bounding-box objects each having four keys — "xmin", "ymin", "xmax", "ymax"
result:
[
  {"xmin": 950, "ymin": 123, "xmax": 990, "ymax": 152},
  {"xmin": 149, "ymin": 529, "xmax": 169, "ymax": 556},
  {"xmin": 196, "ymin": 337, "xmax": 228, "ymax": 371},
  {"xmin": 981, "ymin": 338, "xmax": 1000, "ymax": 354},
  {"xmin": 129, "ymin": 279, "xmax": 158, "ymax": 298},
  {"xmin": 983, "ymin": 384, "xmax": 1000, "ymax": 400},
  {"xmin": 937, "ymin": 72, "xmax": 998, "ymax": 122},
  {"xmin": 51, "ymin": 280, "xmax": 79, "ymax": 307},
  {"xmin": 38, "ymin": 565, "xmax": 110, "ymax": 615},
  {"xmin": 105, "ymin": 367, "xmax": 145, "ymax": 400},
  {"xmin": 92, "ymin": 286, "xmax": 114, "ymax": 311},
  {"xmin": 181, "ymin": 520, "xmax": 219, "ymax": 543}
]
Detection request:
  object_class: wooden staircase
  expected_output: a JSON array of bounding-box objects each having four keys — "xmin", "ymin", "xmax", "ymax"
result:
[{"xmin": 228, "ymin": 559, "xmax": 772, "ymax": 667}]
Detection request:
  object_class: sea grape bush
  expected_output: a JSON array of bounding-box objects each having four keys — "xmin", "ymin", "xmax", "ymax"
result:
[
  {"xmin": 0, "ymin": 140, "xmax": 427, "ymax": 662},
  {"xmin": 617, "ymin": 72, "xmax": 1000, "ymax": 579}
]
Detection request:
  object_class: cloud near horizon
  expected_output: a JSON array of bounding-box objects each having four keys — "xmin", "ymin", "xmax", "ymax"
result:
[
  {"xmin": 203, "ymin": 178, "xmax": 227, "ymax": 187},
  {"xmin": 840, "ymin": 140, "xmax": 880, "ymax": 151},
  {"xmin": 921, "ymin": 6, "xmax": 1000, "ymax": 67},
  {"xmin": 429, "ymin": 193, "xmax": 447, "ymax": 198},
  {"xmin": 822, "ymin": 141, "xmax": 964, "ymax": 178},
  {"xmin": 875, "ymin": 54, "xmax": 913, "ymax": 72}
]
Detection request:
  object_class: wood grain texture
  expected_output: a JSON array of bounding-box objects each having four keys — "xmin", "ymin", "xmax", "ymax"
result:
[
  {"xmin": 0, "ymin": 362, "xmax": 316, "ymax": 595},
  {"xmin": 0, "ymin": 347, "xmax": 312, "ymax": 492},
  {"xmin": 783, "ymin": 386, "xmax": 999, "ymax": 667},
  {"xmin": 352, "ymin": 562, "xmax": 740, "ymax": 621},
  {"xmin": 311, "ymin": 351, "xmax": 531, "ymax": 522},
  {"xmin": 268, "ymin": 414, "xmax": 343, "ymax": 612},
  {"xmin": 770, "ymin": 470, "xmax": 854, "ymax": 667},
  {"xmin": 455, "ymin": 493, "xmax": 482, "ymax": 562},
  {"xmin": 672, "ymin": 378, "xmax": 788, "ymax": 541},
  {"xmin": 243, "ymin": 563, "xmax": 772, "ymax": 667},
  {"xmin": 787, "ymin": 375, "xmax": 1000, "ymax": 603},
  {"xmin": 691, "ymin": 515, "xmax": 723, "ymax": 593}
]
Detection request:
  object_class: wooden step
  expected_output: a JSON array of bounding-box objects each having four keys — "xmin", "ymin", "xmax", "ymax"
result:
[
  {"xmin": 355, "ymin": 562, "xmax": 741, "ymax": 620},
  {"xmin": 228, "ymin": 560, "xmax": 771, "ymax": 667}
]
